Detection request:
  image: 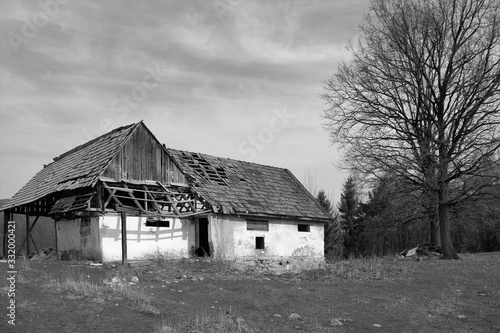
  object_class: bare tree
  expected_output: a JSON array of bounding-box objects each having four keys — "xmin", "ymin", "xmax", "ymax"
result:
[
  {"xmin": 301, "ymin": 168, "xmax": 319, "ymax": 197},
  {"xmin": 322, "ymin": 0, "xmax": 500, "ymax": 259}
]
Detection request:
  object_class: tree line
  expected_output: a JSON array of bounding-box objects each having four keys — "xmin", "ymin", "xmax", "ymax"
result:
[{"xmin": 317, "ymin": 170, "xmax": 500, "ymax": 260}]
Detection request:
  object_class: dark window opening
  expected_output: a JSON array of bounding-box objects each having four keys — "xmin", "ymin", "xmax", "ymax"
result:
[
  {"xmin": 247, "ymin": 220, "xmax": 269, "ymax": 231},
  {"xmin": 256, "ymin": 237, "xmax": 265, "ymax": 250},
  {"xmin": 298, "ymin": 224, "xmax": 310, "ymax": 232},
  {"xmin": 145, "ymin": 218, "xmax": 170, "ymax": 228}
]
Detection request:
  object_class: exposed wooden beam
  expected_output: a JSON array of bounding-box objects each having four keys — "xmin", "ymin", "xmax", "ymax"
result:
[
  {"xmin": 122, "ymin": 183, "xmax": 145, "ymax": 212},
  {"xmin": 100, "ymin": 179, "xmax": 212, "ymax": 218},
  {"xmin": 157, "ymin": 182, "xmax": 182, "ymax": 216},
  {"xmin": 102, "ymin": 182, "xmax": 124, "ymax": 208},
  {"xmin": 142, "ymin": 185, "xmax": 162, "ymax": 214}
]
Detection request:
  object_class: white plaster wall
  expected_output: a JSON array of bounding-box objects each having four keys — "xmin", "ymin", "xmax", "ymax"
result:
[
  {"xmin": 210, "ymin": 214, "xmax": 324, "ymax": 259},
  {"xmin": 99, "ymin": 214, "xmax": 190, "ymax": 262}
]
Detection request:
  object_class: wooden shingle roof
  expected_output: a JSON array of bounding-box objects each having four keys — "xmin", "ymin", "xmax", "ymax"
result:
[
  {"xmin": 3, "ymin": 122, "xmax": 330, "ymax": 221},
  {"xmin": 2, "ymin": 123, "xmax": 138, "ymax": 210},
  {"xmin": 167, "ymin": 149, "xmax": 331, "ymax": 221}
]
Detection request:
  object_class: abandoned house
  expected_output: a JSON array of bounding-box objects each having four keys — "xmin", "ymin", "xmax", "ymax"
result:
[{"xmin": 1, "ymin": 121, "xmax": 331, "ymax": 262}]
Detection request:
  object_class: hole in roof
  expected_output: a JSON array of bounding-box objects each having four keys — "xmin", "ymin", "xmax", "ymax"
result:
[{"xmin": 183, "ymin": 154, "xmax": 229, "ymax": 186}]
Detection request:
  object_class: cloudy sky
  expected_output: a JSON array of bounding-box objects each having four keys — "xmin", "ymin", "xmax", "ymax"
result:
[{"xmin": 0, "ymin": 0, "xmax": 370, "ymax": 204}]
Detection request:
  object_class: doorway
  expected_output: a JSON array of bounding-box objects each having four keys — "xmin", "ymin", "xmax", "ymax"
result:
[{"xmin": 196, "ymin": 217, "xmax": 211, "ymax": 256}]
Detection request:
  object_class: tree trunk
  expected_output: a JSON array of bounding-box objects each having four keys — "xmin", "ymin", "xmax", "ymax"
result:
[
  {"xmin": 428, "ymin": 203, "xmax": 441, "ymax": 246},
  {"xmin": 424, "ymin": 174, "xmax": 440, "ymax": 246},
  {"xmin": 438, "ymin": 186, "xmax": 459, "ymax": 259}
]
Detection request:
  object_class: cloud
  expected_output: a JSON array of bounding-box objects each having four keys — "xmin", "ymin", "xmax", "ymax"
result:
[{"xmin": 0, "ymin": 0, "xmax": 370, "ymax": 200}]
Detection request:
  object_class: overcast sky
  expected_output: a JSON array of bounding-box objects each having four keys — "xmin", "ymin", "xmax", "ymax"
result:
[{"xmin": 0, "ymin": 0, "xmax": 370, "ymax": 204}]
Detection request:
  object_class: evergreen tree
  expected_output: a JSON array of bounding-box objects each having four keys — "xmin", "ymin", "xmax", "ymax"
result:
[
  {"xmin": 317, "ymin": 190, "xmax": 333, "ymax": 215},
  {"xmin": 338, "ymin": 176, "xmax": 362, "ymax": 258},
  {"xmin": 317, "ymin": 190, "xmax": 342, "ymax": 260}
]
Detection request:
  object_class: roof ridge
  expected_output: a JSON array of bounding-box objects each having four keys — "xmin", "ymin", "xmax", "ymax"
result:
[{"xmin": 166, "ymin": 147, "xmax": 288, "ymax": 171}]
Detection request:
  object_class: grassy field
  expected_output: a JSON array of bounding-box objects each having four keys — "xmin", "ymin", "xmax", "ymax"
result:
[{"xmin": 1, "ymin": 253, "xmax": 499, "ymax": 332}]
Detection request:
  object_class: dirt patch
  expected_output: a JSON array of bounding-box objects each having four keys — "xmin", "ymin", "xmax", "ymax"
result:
[{"xmin": 1, "ymin": 253, "xmax": 499, "ymax": 332}]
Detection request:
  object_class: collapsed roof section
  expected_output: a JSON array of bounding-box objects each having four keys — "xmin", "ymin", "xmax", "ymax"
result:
[
  {"xmin": 167, "ymin": 149, "xmax": 331, "ymax": 221},
  {"xmin": 98, "ymin": 177, "xmax": 211, "ymax": 218},
  {"xmin": 1, "ymin": 122, "xmax": 331, "ymax": 221}
]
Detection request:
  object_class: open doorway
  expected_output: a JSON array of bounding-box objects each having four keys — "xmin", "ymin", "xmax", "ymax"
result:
[{"xmin": 195, "ymin": 217, "xmax": 211, "ymax": 257}]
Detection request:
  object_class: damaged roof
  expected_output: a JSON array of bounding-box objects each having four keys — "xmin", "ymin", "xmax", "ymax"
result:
[
  {"xmin": 167, "ymin": 149, "xmax": 330, "ymax": 220},
  {"xmin": 2, "ymin": 123, "xmax": 138, "ymax": 210},
  {"xmin": 2, "ymin": 122, "xmax": 331, "ymax": 221}
]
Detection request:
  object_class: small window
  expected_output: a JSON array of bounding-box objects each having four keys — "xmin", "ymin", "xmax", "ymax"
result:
[
  {"xmin": 255, "ymin": 237, "xmax": 265, "ymax": 250},
  {"xmin": 298, "ymin": 224, "xmax": 310, "ymax": 232},
  {"xmin": 145, "ymin": 218, "xmax": 170, "ymax": 228},
  {"xmin": 247, "ymin": 220, "xmax": 269, "ymax": 231}
]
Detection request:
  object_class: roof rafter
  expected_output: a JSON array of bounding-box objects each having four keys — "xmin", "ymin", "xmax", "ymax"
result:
[{"xmin": 99, "ymin": 178, "xmax": 212, "ymax": 219}]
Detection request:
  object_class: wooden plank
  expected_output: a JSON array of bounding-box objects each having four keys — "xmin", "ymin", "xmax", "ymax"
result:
[
  {"xmin": 177, "ymin": 209, "xmax": 212, "ymax": 218},
  {"xmin": 104, "ymin": 186, "xmax": 134, "ymax": 193},
  {"xmin": 105, "ymin": 186, "xmax": 186, "ymax": 196},
  {"xmin": 96, "ymin": 184, "xmax": 103, "ymax": 212},
  {"xmin": 3, "ymin": 211, "xmax": 9, "ymax": 258},
  {"xmin": 121, "ymin": 212, "xmax": 127, "ymax": 266},
  {"xmin": 107, "ymin": 193, "xmax": 193, "ymax": 205}
]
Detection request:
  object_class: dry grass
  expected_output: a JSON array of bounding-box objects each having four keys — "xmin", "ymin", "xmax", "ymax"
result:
[
  {"xmin": 17, "ymin": 256, "xmax": 33, "ymax": 271},
  {"xmin": 0, "ymin": 286, "xmax": 9, "ymax": 297},
  {"xmin": 17, "ymin": 300, "xmax": 36, "ymax": 311},
  {"xmin": 44, "ymin": 268, "xmax": 161, "ymax": 315},
  {"xmin": 112, "ymin": 283, "xmax": 160, "ymax": 315},
  {"xmin": 152, "ymin": 307, "xmax": 250, "ymax": 333},
  {"xmin": 301, "ymin": 257, "xmax": 411, "ymax": 282},
  {"xmin": 16, "ymin": 256, "xmax": 34, "ymax": 283}
]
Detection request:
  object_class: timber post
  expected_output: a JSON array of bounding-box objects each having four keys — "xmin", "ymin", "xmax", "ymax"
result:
[
  {"xmin": 54, "ymin": 220, "xmax": 58, "ymax": 260},
  {"xmin": 25, "ymin": 212, "xmax": 30, "ymax": 257},
  {"xmin": 121, "ymin": 212, "xmax": 127, "ymax": 265}
]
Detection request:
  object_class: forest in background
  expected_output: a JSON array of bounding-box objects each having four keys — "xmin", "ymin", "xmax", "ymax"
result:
[{"xmin": 314, "ymin": 169, "xmax": 500, "ymax": 260}]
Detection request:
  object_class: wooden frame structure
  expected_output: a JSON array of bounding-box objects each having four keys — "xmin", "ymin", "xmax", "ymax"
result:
[
  {"xmin": 99, "ymin": 177, "xmax": 212, "ymax": 218},
  {"xmin": 2, "ymin": 177, "xmax": 212, "ymax": 260}
]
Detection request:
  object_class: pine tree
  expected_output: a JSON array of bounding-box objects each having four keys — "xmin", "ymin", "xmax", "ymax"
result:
[
  {"xmin": 317, "ymin": 190, "xmax": 342, "ymax": 260},
  {"xmin": 338, "ymin": 176, "xmax": 362, "ymax": 258},
  {"xmin": 317, "ymin": 190, "xmax": 333, "ymax": 215}
]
